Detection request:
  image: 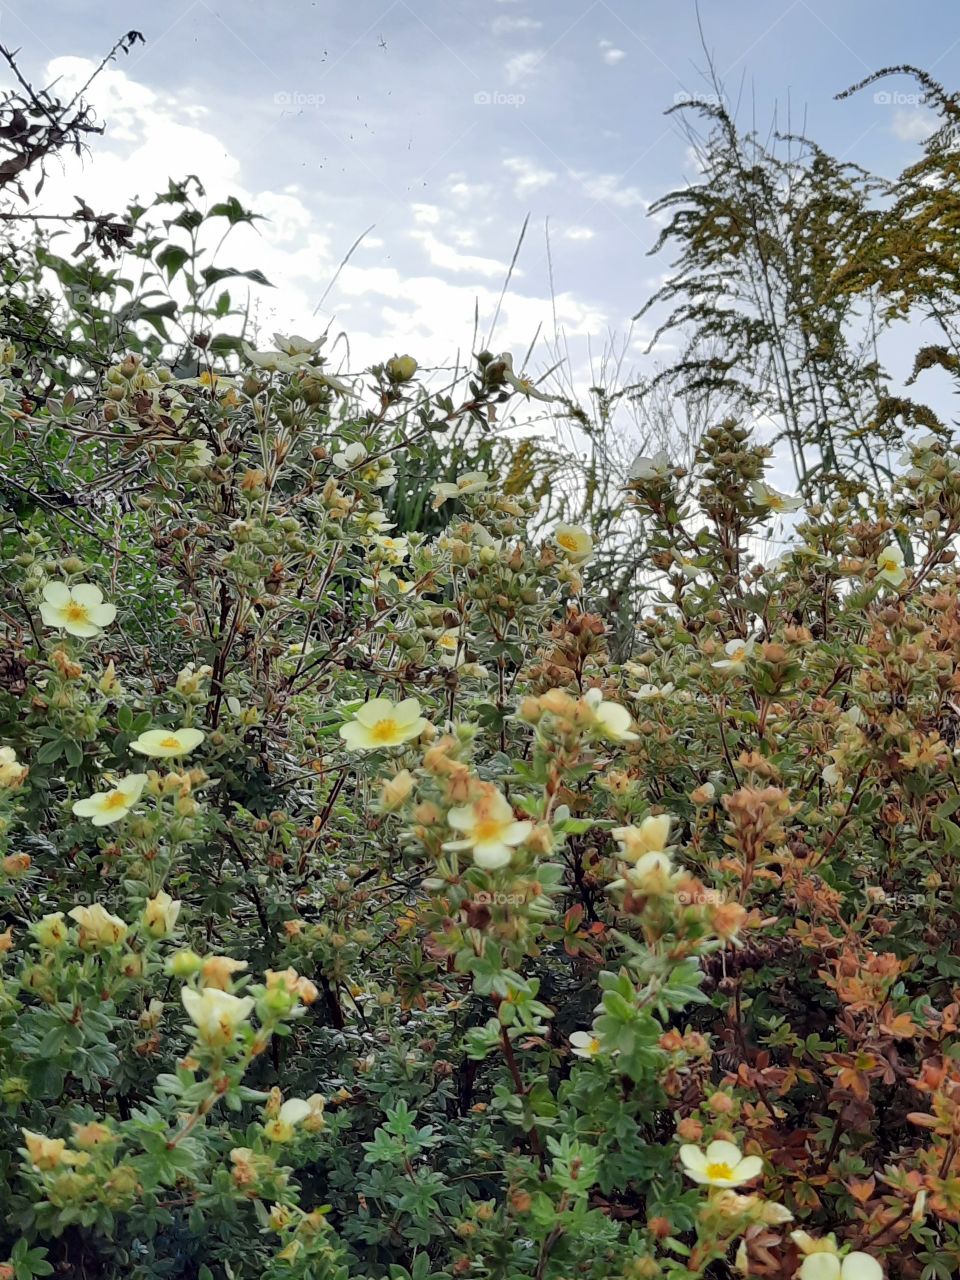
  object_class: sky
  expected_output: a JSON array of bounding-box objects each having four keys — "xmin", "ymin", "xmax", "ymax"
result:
[{"xmin": 0, "ymin": 0, "xmax": 956, "ymax": 462}]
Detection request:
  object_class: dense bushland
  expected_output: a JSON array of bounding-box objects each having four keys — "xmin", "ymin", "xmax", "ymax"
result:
[{"xmin": 2, "ymin": 39, "xmax": 960, "ymax": 1280}]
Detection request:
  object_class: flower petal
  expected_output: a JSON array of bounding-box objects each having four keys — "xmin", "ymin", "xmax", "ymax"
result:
[
  {"xmin": 732, "ymin": 1155, "xmax": 763, "ymax": 1182},
  {"xmin": 71, "ymin": 584, "xmax": 104, "ymax": 607},
  {"xmin": 678, "ymin": 1144, "xmax": 708, "ymax": 1174},
  {"xmin": 800, "ymin": 1257, "xmax": 842, "ymax": 1280},
  {"xmin": 705, "ymin": 1140, "xmax": 744, "ymax": 1167},
  {"xmin": 42, "ymin": 581, "xmax": 70, "ymax": 606},
  {"xmin": 88, "ymin": 604, "xmax": 117, "ymax": 627}
]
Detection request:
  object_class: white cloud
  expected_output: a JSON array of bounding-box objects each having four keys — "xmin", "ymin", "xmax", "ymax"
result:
[
  {"xmin": 411, "ymin": 203, "xmax": 443, "ymax": 225},
  {"xmin": 409, "ymin": 230, "xmax": 509, "ymax": 277},
  {"xmin": 562, "ymin": 226, "xmax": 595, "ymax": 241},
  {"xmin": 19, "ymin": 56, "xmax": 610, "ymax": 388},
  {"xmin": 504, "ymin": 50, "xmax": 543, "ymax": 85},
  {"xmin": 599, "ymin": 40, "xmax": 627, "ymax": 65},
  {"xmin": 504, "ymin": 155, "xmax": 558, "ymax": 196},
  {"xmin": 573, "ymin": 171, "xmax": 647, "ymax": 209},
  {"xmin": 492, "ymin": 16, "xmax": 543, "ymax": 35},
  {"xmin": 891, "ymin": 108, "xmax": 936, "ymax": 141}
]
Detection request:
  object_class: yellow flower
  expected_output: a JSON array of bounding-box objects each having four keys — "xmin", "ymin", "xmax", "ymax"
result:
[
  {"xmin": 0, "ymin": 746, "xmax": 27, "ymax": 789},
  {"xmin": 71, "ymin": 1121, "xmax": 116, "ymax": 1150},
  {"xmin": 200, "ymin": 955, "xmax": 248, "ymax": 990},
  {"xmin": 72, "ymin": 774, "xmax": 148, "ymax": 826},
  {"xmin": 142, "ymin": 890, "xmax": 182, "ymax": 938},
  {"xmin": 750, "ymin": 480, "xmax": 803, "ymax": 512},
  {"xmin": 98, "ymin": 660, "xmax": 121, "ymax": 695},
  {"xmin": 130, "ymin": 727, "xmax": 205, "ymax": 758},
  {"xmin": 21, "ymin": 1129, "xmax": 67, "ymax": 1170},
  {"xmin": 712, "ymin": 638, "xmax": 756, "ymax": 673},
  {"xmin": 679, "ymin": 1140, "xmax": 762, "ymax": 1188},
  {"xmin": 380, "ymin": 769, "xmax": 415, "ymax": 811},
  {"xmin": 386, "ymin": 354, "xmax": 418, "ymax": 382},
  {"xmin": 443, "ymin": 787, "xmax": 533, "ymax": 870},
  {"xmin": 181, "ymin": 986, "xmax": 255, "ymax": 1044},
  {"xmin": 612, "ymin": 815, "xmax": 672, "ymax": 862},
  {"xmin": 791, "ymin": 1233, "xmax": 882, "ymax": 1280},
  {"xmin": 876, "ymin": 542, "xmax": 906, "ymax": 588},
  {"xmin": 430, "ymin": 472, "xmax": 491, "ymax": 507},
  {"xmin": 302, "ymin": 1093, "xmax": 326, "ymax": 1132},
  {"xmin": 263, "ymin": 1097, "xmax": 313, "ymax": 1142},
  {"xmin": 584, "ymin": 688, "xmax": 638, "ymax": 741},
  {"xmin": 39, "ymin": 582, "xmax": 116, "ymax": 637},
  {"xmin": 32, "ymin": 912, "xmax": 68, "ymax": 948},
  {"xmin": 372, "ymin": 534, "xmax": 409, "ymax": 562},
  {"xmin": 437, "ymin": 628, "xmax": 466, "ymax": 668},
  {"xmin": 339, "ymin": 698, "xmax": 428, "ymax": 751},
  {"xmin": 570, "ymin": 1030, "xmax": 602, "ymax": 1059},
  {"xmin": 614, "ymin": 850, "xmax": 675, "ymax": 895},
  {"xmin": 68, "ymin": 903, "xmax": 128, "ymax": 948},
  {"xmin": 552, "ymin": 523, "xmax": 594, "ymax": 563}
]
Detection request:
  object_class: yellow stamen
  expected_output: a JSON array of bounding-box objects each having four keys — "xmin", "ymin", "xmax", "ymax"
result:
[
  {"xmin": 474, "ymin": 818, "xmax": 506, "ymax": 842},
  {"xmin": 101, "ymin": 791, "xmax": 129, "ymax": 811},
  {"xmin": 64, "ymin": 602, "xmax": 90, "ymax": 623},
  {"xmin": 705, "ymin": 1161, "xmax": 734, "ymax": 1181},
  {"xmin": 159, "ymin": 735, "xmax": 182, "ymax": 750},
  {"xmin": 370, "ymin": 719, "xmax": 399, "ymax": 743}
]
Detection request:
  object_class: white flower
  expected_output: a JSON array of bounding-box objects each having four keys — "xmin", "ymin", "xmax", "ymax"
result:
[
  {"xmin": 612, "ymin": 815, "xmax": 672, "ymax": 861},
  {"xmin": 437, "ymin": 629, "xmax": 466, "ymax": 668},
  {"xmin": 443, "ymin": 787, "xmax": 533, "ymax": 870},
  {"xmin": 616, "ymin": 850, "xmax": 675, "ymax": 895},
  {"xmin": 822, "ymin": 762, "xmax": 842, "ymax": 788},
  {"xmin": 68, "ymin": 903, "xmax": 128, "ymax": 948},
  {"xmin": 361, "ymin": 571, "xmax": 415, "ymax": 595},
  {"xmin": 273, "ymin": 333, "xmax": 324, "ymax": 357},
  {"xmin": 39, "ymin": 582, "xmax": 116, "ymax": 638},
  {"xmin": 72, "ymin": 774, "xmax": 148, "ymax": 826},
  {"xmin": 339, "ymin": 698, "xmax": 428, "ymax": 750},
  {"xmin": 263, "ymin": 1097, "xmax": 314, "ymax": 1143},
  {"xmin": 712, "ymin": 638, "xmax": 756, "ymax": 673},
  {"xmin": 333, "ymin": 441, "xmax": 368, "ymax": 469},
  {"xmin": 241, "ymin": 343, "xmax": 314, "ymax": 374},
  {"xmin": 553, "ymin": 523, "xmax": 594, "ymax": 564},
  {"xmin": 584, "ymin": 688, "xmax": 638, "ymax": 741},
  {"xmin": 181, "ymin": 986, "xmax": 255, "ymax": 1044},
  {"xmin": 876, "ymin": 542, "xmax": 906, "ymax": 588},
  {"xmin": 569, "ymin": 1030, "xmax": 602, "ymax": 1059},
  {"xmin": 634, "ymin": 682, "xmax": 675, "ymax": 700},
  {"xmin": 679, "ymin": 1140, "xmax": 763, "ymax": 1188},
  {"xmin": 372, "ymin": 535, "xmax": 409, "ymax": 563},
  {"xmin": 0, "ymin": 746, "xmax": 27, "ymax": 789},
  {"xmin": 791, "ymin": 1233, "xmax": 883, "ymax": 1280},
  {"xmin": 628, "ymin": 449, "xmax": 671, "ymax": 481},
  {"xmin": 750, "ymin": 480, "xmax": 803, "ymax": 513},
  {"xmin": 497, "ymin": 352, "xmax": 556, "ymax": 401},
  {"xmin": 799, "ymin": 1256, "xmax": 882, "ymax": 1280},
  {"xmin": 130, "ymin": 727, "xmax": 205, "ymax": 759},
  {"xmin": 356, "ymin": 509, "xmax": 395, "ymax": 534},
  {"xmin": 333, "ymin": 442, "xmax": 395, "ymax": 488},
  {"xmin": 430, "ymin": 472, "xmax": 491, "ymax": 507},
  {"xmin": 143, "ymin": 890, "xmax": 182, "ymax": 937}
]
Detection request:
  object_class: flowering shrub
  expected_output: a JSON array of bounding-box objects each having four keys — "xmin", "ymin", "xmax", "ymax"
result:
[{"xmin": 4, "ymin": 302, "xmax": 960, "ymax": 1280}]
